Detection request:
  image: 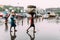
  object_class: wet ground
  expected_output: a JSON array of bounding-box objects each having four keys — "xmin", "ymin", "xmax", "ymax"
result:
[{"xmin": 0, "ymin": 17, "xmax": 60, "ymax": 40}]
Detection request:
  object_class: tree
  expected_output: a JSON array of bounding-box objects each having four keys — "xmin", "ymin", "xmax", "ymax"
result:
[
  {"xmin": 0, "ymin": 7, "xmax": 3, "ymax": 11},
  {"xmin": 55, "ymin": 12, "xmax": 60, "ymax": 16}
]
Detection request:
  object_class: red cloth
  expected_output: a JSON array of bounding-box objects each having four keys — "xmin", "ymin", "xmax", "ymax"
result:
[{"xmin": 30, "ymin": 17, "xmax": 34, "ymax": 24}]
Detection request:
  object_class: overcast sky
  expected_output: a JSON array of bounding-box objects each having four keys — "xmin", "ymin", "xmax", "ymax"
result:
[{"xmin": 0, "ymin": 0, "xmax": 60, "ymax": 9}]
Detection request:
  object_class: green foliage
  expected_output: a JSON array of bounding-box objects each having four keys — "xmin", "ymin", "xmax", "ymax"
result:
[
  {"xmin": 3, "ymin": 5, "xmax": 24, "ymax": 13},
  {"xmin": 0, "ymin": 7, "xmax": 3, "ymax": 11},
  {"xmin": 56, "ymin": 12, "xmax": 60, "ymax": 16},
  {"xmin": 14, "ymin": 8, "xmax": 21, "ymax": 13}
]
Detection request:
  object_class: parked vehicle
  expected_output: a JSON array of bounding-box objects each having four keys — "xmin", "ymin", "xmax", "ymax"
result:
[
  {"xmin": 49, "ymin": 12, "xmax": 56, "ymax": 17},
  {"xmin": 16, "ymin": 13, "xmax": 27, "ymax": 19},
  {"xmin": 42, "ymin": 14, "xmax": 49, "ymax": 19},
  {"xmin": 0, "ymin": 12, "xmax": 3, "ymax": 17},
  {"xmin": 36, "ymin": 13, "xmax": 42, "ymax": 17}
]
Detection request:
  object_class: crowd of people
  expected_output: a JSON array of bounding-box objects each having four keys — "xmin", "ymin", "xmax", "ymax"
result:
[{"xmin": 3, "ymin": 5, "xmax": 43, "ymax": 33}]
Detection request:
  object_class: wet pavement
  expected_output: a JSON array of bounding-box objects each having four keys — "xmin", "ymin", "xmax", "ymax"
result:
[{"xmin": 0, "ymin": 17, "xmax": 60, "ymax": 40}]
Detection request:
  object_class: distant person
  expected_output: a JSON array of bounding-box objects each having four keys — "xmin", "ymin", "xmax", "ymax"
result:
[
  {"xmin": 16, "ymin": 14, "xmax": 21, "ymax": 25},
  {"xmin": 3, "ymin": 9, "xmax": 9, "ymax": 31},
  {"xmin": 22, "ymin": 17, "xmax": 23, "ymax": 26},
  {"xmin": 26, "ymin": 5, "xmax": 36, "ymax": 33},
  {"xmin": 41, "ymin": 12, "xmax": 50, "ymax": 21},
  {"xmin": 3, "ymin": 9, "xmax": 9, "ymax": 23},
  {"xmin": 10, "ymin": 10, "xmax": 17, "ymax": 32}
]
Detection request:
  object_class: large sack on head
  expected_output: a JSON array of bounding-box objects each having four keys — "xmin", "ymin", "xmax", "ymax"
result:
[{"xmin": 27, "ymin": 5, "xmax": 36, "ymax": 14}]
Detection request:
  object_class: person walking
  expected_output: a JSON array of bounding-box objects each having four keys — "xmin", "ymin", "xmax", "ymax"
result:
[
  {"xmin": 3, "ymin": 9, "xmax": 9, "ymax": 31},
  {"xmin": 26, "ymin": 5, "xmax": 36, "ymax": 33},
  {"xmin": 10, "ymin": 10, "xmax": 17, "ymax": 32}
]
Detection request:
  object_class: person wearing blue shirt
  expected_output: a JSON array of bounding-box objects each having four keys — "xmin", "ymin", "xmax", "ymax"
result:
[{"xmin": 10, "ymin": 10, "xmax": 17, "ymax": 32}]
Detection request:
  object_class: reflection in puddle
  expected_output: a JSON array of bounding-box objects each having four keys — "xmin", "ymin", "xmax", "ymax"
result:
[
  {"xmin": 26, "ymin": 31, "xmax": 35, "ymax": 40},
  {"xmin": 43, "ymin": 17, "xmax": 60, "ymax": 24},
  {"xmin": 0, "ymin": 17, "xmax": 60, "ymax": 40},
  {"xmin": 10, "ymin": 31, "xmax": 17, "ymax": 40}
]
